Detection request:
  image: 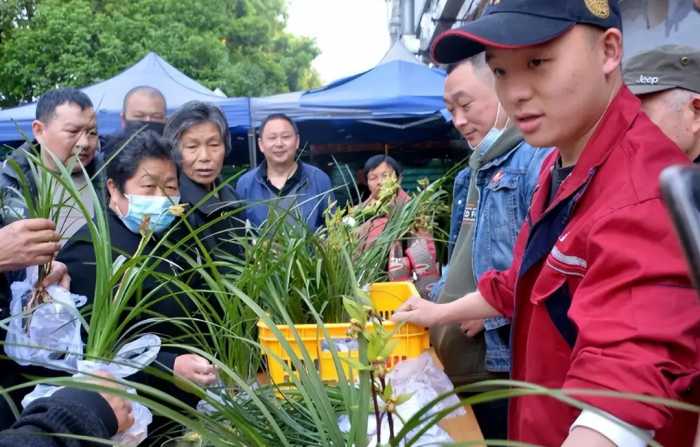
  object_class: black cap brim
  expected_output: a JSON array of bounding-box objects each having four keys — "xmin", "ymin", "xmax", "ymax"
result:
[{"xmin": 432, "ymin": 12, "xmax": 576, "ymax": 64}]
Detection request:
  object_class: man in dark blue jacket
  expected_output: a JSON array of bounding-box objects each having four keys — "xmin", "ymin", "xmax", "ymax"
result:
[{"xmin": 236, "ymin": 113, "xmax": 334, "ymax": 231}]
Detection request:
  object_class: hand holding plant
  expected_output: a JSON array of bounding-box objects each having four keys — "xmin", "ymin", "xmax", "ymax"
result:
[
  {"xmin": 174, "ymin": 354, "xmax": 218, "ymax": 387},
  {"xmin": 2, "ymin": 148, "xmax": 78, "ymax": 311},
  {"xmin": 38, "ymin": 260, "xmax": 70, "ymax": 289},
  {"xmin": 0, "ymin": 218, "xmax": 61, "ymax": 272},
  {"xmin": 391, "ymin": 295, "xmax": 442, "ymax": 328}
]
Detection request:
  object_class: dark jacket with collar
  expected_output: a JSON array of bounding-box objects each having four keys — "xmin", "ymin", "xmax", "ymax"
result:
[
  {"xmin": 179, "ymin": 174, "xmax": 244, "ymax": 259},
  {"xmin": 235, "ymin": 161, "xmax": 334, "ymax": 231},
  {"xmin": 57, "ymin": 209, "xmax": 202, "ymax": 406}
]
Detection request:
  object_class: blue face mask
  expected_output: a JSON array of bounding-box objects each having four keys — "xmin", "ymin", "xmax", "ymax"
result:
[
  {"xmin": 469, "ymin": 126, "xmax": 506, "ymax": 154},
  {"xmin": 468, "ymin": 103, "xmax": 510, "ymax": 154},
  {"xmin": 118, "ymin": 194, "xmax": 180, "ymax": 235}
]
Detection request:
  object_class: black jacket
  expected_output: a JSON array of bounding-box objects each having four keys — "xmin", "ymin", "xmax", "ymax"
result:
[
  {"xmin": 0, "ymin": 388, "xmax": 116, "ymax": 447},
  {"xmin": 57, "ymin": 209, "xmax": 203, "ymax": 406},
  {"xmin": 179, "ymin": 174, "xmax": 245, "ymax": 260}
]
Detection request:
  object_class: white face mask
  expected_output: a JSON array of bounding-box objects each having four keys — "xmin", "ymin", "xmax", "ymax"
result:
[{"xmin": 467, "ymin": 103, "xmax": 510, "ymax": 153}]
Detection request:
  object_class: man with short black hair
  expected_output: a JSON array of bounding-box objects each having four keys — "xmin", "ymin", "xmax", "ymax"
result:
[
  {"xmin": 236, "ymin": 113, "xmax": 334, "ymax": 230},
  {"xmin": 0, "ymin": 87, "xmax": 101, "ymax": 428},
  {"xmin": 624, "ymin": 44, "xmax": 700, "ymax": 162},
  {"xmin": 0, "ymin": 87, "xmax": 103, "ymax": 243}
]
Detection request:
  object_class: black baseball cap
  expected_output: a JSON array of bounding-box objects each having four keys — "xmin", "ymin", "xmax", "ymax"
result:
[
  {"xmin": 624, "ymin": 45, "xmax": 700, "ymax": 96},
  {"xmin": 432, "ymin": 0, "xmax": 622, "ymax": 64}
]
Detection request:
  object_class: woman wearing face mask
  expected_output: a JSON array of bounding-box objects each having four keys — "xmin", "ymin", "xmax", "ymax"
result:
[
  {"xmin": 58, "ymin": 131, "xmax": 217, "ymax": 407},
  {"xmin": 163, "ymin": 101, "xmax": 244, "ymax": 259},
  {"xmin": 356, "ymin": 155, "xmax": 440, "ymax": 297}
]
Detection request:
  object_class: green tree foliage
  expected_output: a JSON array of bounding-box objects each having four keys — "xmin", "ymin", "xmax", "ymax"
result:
[{"xmin": 0, "ymin": 0, "xmax": 320, "ymax": 106}]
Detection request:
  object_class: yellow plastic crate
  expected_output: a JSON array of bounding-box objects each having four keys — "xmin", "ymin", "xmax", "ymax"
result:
[{"xmin": 258, "ymin": 281, "xmax": 430, "ymax": 385}]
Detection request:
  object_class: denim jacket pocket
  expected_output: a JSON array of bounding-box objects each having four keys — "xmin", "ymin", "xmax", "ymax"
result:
[{"xmin": 480, "ymin": 171, "xmax": 522, "ymax": 272}]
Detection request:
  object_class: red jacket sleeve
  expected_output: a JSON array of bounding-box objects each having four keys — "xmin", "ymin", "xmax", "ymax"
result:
[{"xmin": 564, "ymin": 199, "xmax": 700, "ymax": 430}]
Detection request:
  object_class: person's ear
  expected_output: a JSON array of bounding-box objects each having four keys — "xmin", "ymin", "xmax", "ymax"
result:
[
  {"xmin": 120, "ymin": 112, "xmax": 127, "ymax": 128},
  {"xmin": 106, "ymin": 179, "xmax": 124, "ymax": 211},
  {"xmin": 31, "ymin": 120, "xmax": 45, "ymax": 146},
  {"xmin": 600, "ymin": 28, "xmax": 623, "ymax": 77},
  {"xmin": 690, "ymin": 95, "xmax": 700, "ymax": 134}
]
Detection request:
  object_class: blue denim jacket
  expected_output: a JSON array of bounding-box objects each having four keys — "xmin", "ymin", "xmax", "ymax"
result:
[
  {"xmin": 433, "ymin": 141, "xmax": 552, "ymax": 372},
  {"xmin": 447, "ymin": 167, "xmax": 471, "ymax": 260}
]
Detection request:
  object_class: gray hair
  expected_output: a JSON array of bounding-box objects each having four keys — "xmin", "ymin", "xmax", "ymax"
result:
[
  {"xmin": 163, "ymin": 101, "xmax": 232, "ymax": 157},
  {"xmin": 664, "ymin": 88, "xmax": 698, "ymax": 112}
]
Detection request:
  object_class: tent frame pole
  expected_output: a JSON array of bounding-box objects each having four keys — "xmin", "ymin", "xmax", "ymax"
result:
[{"xmin": 247, "ymin": 97, "xmax": 257, "ymax": 167}]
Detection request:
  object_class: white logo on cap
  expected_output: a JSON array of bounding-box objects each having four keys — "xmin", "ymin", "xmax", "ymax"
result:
[{"xmin": 639, "ymin": 74, "xmax": 659, "ymax": 85}]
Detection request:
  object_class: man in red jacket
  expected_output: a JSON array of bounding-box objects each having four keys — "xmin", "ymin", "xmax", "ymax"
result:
[{"xmin": 393, "ymin": 1, "xmax": 700, "ymax": 446}]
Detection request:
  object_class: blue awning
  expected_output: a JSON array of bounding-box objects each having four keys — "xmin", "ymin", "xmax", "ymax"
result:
[{"xmin": 0, "ymin": 52, "xmax": 250, "ymax": 143}]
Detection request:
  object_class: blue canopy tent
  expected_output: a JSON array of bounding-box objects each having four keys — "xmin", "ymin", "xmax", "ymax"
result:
[
  {"xmin": 0, "ymin": 52, "xmax": 250, "ymax": 144},
  {"xmin": 239, "ymin": 41, "xmax": 452, "ymax": 165},
  {"xmin": 300, "ymin": 49, "xmax": 447, "ymax": 115}
]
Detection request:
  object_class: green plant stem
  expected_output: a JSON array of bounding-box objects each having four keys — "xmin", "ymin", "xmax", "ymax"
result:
[
  {"xmin": 380, "ymin": 375, "xmax": 395, "ymax": 443},
  {"xmin": 355, "ymin": 334, "xmax": 371, "ymax": 447},
  {"xmin": 370, "ymin": 370, "xmax": 382, "ymax": 445}
]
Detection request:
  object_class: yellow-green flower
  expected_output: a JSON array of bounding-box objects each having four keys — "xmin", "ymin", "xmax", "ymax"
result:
[{"xmin": 169, "ymin": 203, "xmax": 188, "ymax": 217}]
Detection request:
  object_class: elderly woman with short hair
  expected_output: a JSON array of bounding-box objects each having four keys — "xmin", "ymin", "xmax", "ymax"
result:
[{"xmin": 164, "ymin": 101, "xmax": 244, "ymax": 258}]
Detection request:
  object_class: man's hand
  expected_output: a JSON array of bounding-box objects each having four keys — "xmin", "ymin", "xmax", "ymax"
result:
[
  {"xmin": 174, "ymin": 354, "xmax": 217, "ymax": 386},
  {"xmin": 0, "ymin": 219, "xmax": 60, "ymax": 272},
  {"xmin": 392, "ymin": 291, "xmax": 502, "ymax": 327},
  {"xmin": 460, "ymin": 319, "xmax": 485, "ymax": 337},
  {"xmin": 91, "ymin": 372, "xmax": 134, "ymax": 434},
  {"xmin": 391, "ymin": 296, "xmax": 444, "ymax": 327},
  {"xmin": 41, "ymin": 260, "xmax": 70, "ymax": 289}
]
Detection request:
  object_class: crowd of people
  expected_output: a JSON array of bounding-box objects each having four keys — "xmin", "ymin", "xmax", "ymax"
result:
[{"xmin": 0, "ymin": 0, "xmax": 697, "ymax": 445}]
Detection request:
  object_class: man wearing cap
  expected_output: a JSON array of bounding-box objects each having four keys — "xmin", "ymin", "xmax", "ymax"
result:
[
  {"xmin": 624, "ymin": 45, "xmax": 700, "ymax": 162},
  {"xmin": 430, "ymin": 55, "xmax": 551, "ymax": 439},
  {"xmin": 392, "ymin": 1, "xmax": 699, "ymax": 446}
]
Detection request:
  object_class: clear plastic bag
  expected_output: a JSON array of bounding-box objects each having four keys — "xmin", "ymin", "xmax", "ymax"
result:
[
  {"xmin": 386, "ymin": 351, "xmax": 466, "ymax": 421},
  {"xmin": 338, "ymin": 352, "xmax": 465, "ymax": 446},
  {"xmin": 22, "ymin": 334, "xmax": 161, "ymax": 447},
  {"xmin": 4, "ymin": 266, "xmax": 86, "ymax": 372}
]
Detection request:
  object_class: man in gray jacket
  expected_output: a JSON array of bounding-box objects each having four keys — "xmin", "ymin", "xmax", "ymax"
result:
[{"xmin": 0, "ymin": 88, "xmax": 103, "ymax": 244}]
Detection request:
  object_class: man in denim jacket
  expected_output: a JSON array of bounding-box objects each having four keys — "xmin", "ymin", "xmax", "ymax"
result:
[{"xmin": 430, "ymin": 55, "xmax": 551, "ymax": 439}]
